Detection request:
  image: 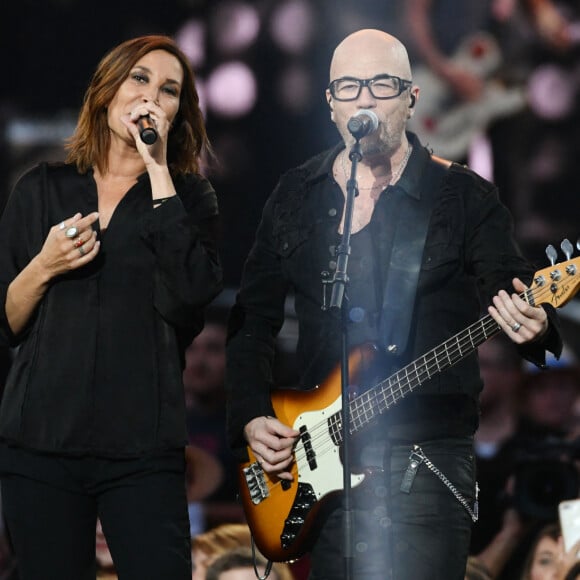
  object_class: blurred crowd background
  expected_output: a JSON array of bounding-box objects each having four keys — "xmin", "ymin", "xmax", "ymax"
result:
[{"xmin": 2, "ymin": 1, "xmax": 580, "ymax": 578}]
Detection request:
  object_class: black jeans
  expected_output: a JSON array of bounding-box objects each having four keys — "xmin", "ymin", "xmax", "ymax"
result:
[
  {"xmin": 308, "ymin": 437, "xmax": 476, "ymax": 580},
  {"xmin": 0, "ymin": 449, "xmax": 191, "ymax": 580}
]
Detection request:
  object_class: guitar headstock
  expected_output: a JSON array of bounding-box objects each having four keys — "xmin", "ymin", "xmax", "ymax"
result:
[{"xmin": 530, "ymin": 240, "xmax": 580, "ymax": 309}]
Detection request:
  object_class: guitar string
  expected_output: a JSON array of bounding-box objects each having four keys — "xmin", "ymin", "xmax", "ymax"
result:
[
  {"xmin": 263, "ymin": 281, "xmax": 556, "ymax": 492},
  {"xmin": 325, "ymin": 283, "xmax": 549, "ymax": 446},
  {"xmin": 261, "ymin": 280, "xmax": 566, "ymax": 495},
  {"xmin": 349, "ymin": 283, "xmax": 557, "ymax": 426},
  {"xmin": 290, "ymin": 284, "xmax": 538, "ymax": 455}
]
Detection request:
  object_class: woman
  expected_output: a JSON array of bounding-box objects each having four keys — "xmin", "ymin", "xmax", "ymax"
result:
[
  {"xmin": 0, "ymin": 35, "xmax": 222, "ymax": 579},
  {"xmin": 520, "ymin": 523, "xmax": 580, "ymax": 580}
]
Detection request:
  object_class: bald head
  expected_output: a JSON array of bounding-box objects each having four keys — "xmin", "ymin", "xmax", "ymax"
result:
[{"xmin": 329, "ymin": 29, "xmax": 412, "ymax": 82}]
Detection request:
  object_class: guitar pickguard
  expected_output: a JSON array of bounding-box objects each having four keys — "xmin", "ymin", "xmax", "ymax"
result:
[
  {"xmin": 293, "ymin": 396, "xmax": 365, "ymax": 500},
  {"xmin": 280, "ymin": 482, "xmax": 317, "ymax": 549}
]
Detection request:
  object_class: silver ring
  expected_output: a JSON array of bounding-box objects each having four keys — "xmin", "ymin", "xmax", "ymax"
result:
[
  {"xmin": 77, "ymin": 245, "xmax": 86, "ymax": 256},
  {"xmin": 59, "ymin": 221, "xmax": 66, "ymax": 230},
  {"xmin": 511, "ymin": 322, "xmax": 522, "ymax": 333},
  {"xmin": 65, "ymin": 226, "xmax": 79, "ymax": 239}
]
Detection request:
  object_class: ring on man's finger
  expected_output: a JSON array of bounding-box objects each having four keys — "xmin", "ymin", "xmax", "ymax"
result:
[
  {"xmin": 59, "ymin": 221, "xmax": 66, "ymax": 230},
  {"xmin": 511, "ymin": 322, "xmax": 522, "ymax": 333},
  {"xmin": 77, "ymin": 245, "xmax": 87, "ymax": 256},
  {"xmin": 73, "ymin": 237, "xmax": 85, "ymax": 249},
  {"xmin": 65, "ymin": 226, "xmax": 79, "ymax": 239}
]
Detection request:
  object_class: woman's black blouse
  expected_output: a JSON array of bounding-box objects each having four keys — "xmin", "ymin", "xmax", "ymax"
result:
[{"xmin": 0, "ymin": 162, "xmax": 222, "ymax": 457}]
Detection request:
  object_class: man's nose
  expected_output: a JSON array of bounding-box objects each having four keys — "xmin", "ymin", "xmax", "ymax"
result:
[{"xmin": 356, "ymin": 85, "xmax": 377, "ymax": 107}]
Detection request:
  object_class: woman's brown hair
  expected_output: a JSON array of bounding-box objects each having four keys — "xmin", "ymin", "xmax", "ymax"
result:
[
  {"xmin": 65, "ymin": 35, "xmax": 210, "ymax": 175},
  {"xmin": 519, "ymin": 523, "xmax": 560, "ymax": 580}
]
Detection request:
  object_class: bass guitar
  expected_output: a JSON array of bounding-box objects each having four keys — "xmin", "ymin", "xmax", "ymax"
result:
[{"xmin": 239, "ymin": 253, "xmax": 580, "ymax": 562}]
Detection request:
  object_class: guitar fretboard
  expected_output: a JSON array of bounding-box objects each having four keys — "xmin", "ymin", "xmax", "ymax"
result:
[
  {"xmin": 328, "ymin": 312, "xmax": 509, "ymax": 443},
  {"xmin": 357, "ymin": 314, "xmax": 501, "ymax": 433}
]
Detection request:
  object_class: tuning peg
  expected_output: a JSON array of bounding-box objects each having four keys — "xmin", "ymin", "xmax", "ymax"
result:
[
  {"xmin": 561, "ymin": 239, "xmax": 574, "ymax": 260},
  {"xmin": 545, "ymin": 244, "xmax": 558, "ymax": 266},
  {"xmin": 576, "ymin": 238, "xmax": 580, "ymax": 252}
]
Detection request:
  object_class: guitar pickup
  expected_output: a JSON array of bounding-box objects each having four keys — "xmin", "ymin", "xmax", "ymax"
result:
[
  {"xmin": 243, "ymin": 462, "xmax": 269, "ymax": 505},
  {"xmin": 299, "ymin": 425, "xmax": 318, "ymax": 470}
]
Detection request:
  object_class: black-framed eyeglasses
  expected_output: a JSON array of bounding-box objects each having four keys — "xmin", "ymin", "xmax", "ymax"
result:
[{"xmin": 328, "ymin": 74, "xmax": 413, "ymax": 101}]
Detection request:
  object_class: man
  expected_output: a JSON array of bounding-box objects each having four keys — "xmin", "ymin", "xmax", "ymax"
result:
[{"xmin": 226, "ymin": 29, "xmax": 561, "ymax": 579}]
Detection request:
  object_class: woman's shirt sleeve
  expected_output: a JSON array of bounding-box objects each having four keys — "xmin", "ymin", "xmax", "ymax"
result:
[{"xmin": 140, "ymin": 174, "xmax": 223, "ymax": 328}]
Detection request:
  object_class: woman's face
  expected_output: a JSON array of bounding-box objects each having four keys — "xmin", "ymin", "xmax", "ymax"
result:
[
  {"xmin": 107, "ymin": 49, "xmax": 183, "ymax": 146},
  {"xmin": 529, "ymin": 536, "xmax": 559, "ymax": 580}
]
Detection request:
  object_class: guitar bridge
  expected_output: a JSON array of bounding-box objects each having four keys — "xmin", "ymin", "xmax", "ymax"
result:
[{"xmin": 243, "ymin": 462, "xmax": 269, "ymax": 505}]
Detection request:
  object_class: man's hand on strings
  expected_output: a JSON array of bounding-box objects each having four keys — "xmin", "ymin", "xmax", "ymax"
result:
[
  {"xmin": 488, "ymin": 277, "xmax": 548, "ymax": 344},
  {"xmin": 244, "ymin": 416, "xmax": 299, "ymax": 481}
]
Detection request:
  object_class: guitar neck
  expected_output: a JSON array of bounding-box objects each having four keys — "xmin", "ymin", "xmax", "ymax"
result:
[
  {"xmin": 328, "ymin": 255, "xmax": 580, "ymax": 442},
  {"xmin": 346, "ymin": 313, "xmax": 501, "ymax": 438}
]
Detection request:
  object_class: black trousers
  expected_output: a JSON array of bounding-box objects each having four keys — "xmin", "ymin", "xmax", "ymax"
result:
[
  {"xmin": 308, "ymin": 437, "xmax": 476, "ymax": 580},
  {"xmin": 0, "ymin": 449, "xmax": 191, "ymax": 580}
]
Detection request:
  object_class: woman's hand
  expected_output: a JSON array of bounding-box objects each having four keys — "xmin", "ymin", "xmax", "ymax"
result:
[
  {"xmin": 6, "ymin": 212, "xmax": 101, "ymax": 335},
  {"xmin": 34, "ymin": 212, "xmax": 101, "ymax": 279},
  {"xmin": 121, "ymin": 98, "xmax": 172, "ymax": 168}
]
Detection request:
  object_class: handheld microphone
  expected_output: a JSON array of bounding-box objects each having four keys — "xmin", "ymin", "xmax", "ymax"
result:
[
  {"xmin": 347, "ymin": 109, "xmax": 379, "ymax": 140},
  {"xmin": 137, "ymin": 116, "xmax": 158, "ymax": 145}
]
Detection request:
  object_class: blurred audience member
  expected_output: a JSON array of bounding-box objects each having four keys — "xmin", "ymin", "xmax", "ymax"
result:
[
  {"xmin": 519, "ymin": 522, "xmax": 580, "ymax": 580},
  {"xmin": 184, "ymin": 444, "xmax": 224, "ymax": 536},
  {"xmin": 518, "ymin": 348, "xmax": 580, "ymax": 440},
  {"xmin": 191, "ymin": 523, "xmax": 296, "ymax": 580},
  {"xmin": 402, "ymin": 0, "xmax": 579, "ymax": 253},
  {"xmin": 183, "ymin": 312, "xmax": 245, "ymax": 529},
  {"xmin": 402, "ymin": 0, "xmax": 573, "ymax": 132},
  {"xmin": 471, "ymin": 344, "xmax": 580, "ymax": 578},
  {"xmin": 477, "ymin": 335, "xmax": 524, "ymax": 454},
  {"xmin": 205, "ymin": 547, "xmax": 279, "ymax": 580},
  {"xmin": 467, "ymin": 507, "xmax": 529, "ymax": 579},
  {"xmin": 472, "ymin": 335, "xmax": 525, "ymax": 553}
]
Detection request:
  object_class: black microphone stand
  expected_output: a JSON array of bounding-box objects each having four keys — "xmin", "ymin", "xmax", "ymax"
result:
[{"xmin": 329, "ymin": 137, "xmax": 363, "ymax": 580}]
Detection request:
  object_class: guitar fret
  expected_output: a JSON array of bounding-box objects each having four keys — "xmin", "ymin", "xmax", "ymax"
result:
[
  {"xmin": 344, "ymin": 263, "xmax": 579, "ymax": 442},
  {"xmin": 445, "ymin": 342, "xmax": 452, "ymax": 366},
  {"xmin": 423, "ymin": 356, "xmax": 431, "ymax": 379}
]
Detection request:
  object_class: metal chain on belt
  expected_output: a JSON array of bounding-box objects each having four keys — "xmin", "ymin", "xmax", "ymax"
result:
[{"xmin": 411, "ymin": 445, "xmax": 479, "ymax": 523}]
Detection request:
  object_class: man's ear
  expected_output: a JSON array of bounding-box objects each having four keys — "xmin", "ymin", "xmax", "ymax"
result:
[{"xmin": 326, "ymin": 89, "xmax": 335, "ymax": 120}]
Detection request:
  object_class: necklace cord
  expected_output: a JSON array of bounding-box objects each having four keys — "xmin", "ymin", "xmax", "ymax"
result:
[{"xmin": 340, "ymin": 145, "xmax": 412, "ymax": 190}]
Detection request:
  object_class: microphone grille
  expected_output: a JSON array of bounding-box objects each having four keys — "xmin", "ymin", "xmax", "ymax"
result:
[{"xmin": 355, "ymin": 109, "xmax": 379, "ymax": 130}]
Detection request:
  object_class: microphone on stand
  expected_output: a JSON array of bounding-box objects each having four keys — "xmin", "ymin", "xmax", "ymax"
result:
[
  {"xmin": 347, "ymin": 109, "xmax": 379, "ymax": 140},
  {"xmin": 137, "ymin": 115, "xmax": 158, "ymax": 145}
]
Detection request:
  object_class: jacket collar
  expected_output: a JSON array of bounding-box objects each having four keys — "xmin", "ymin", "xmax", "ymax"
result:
[{"xmin": 305, "ymin": 131, "xmax": 431, "ymax": 201}]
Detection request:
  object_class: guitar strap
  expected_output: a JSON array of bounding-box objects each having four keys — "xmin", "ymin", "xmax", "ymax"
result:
[{"xmin": 379, "ymin": 159, "xmax": 448, "ymax": 355}]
